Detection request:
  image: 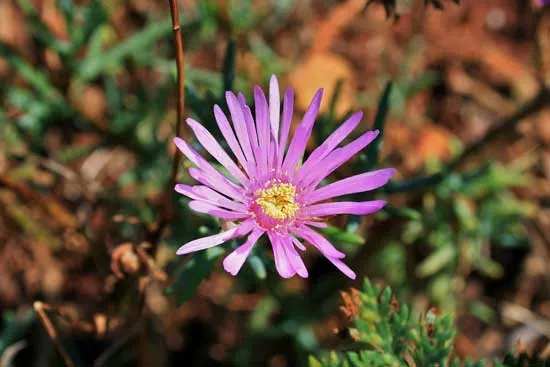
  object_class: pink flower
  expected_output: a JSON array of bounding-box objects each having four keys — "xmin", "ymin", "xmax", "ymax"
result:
[{"xmin": 174, "ymin": 76, "xmax": 395, "ymax": 279}]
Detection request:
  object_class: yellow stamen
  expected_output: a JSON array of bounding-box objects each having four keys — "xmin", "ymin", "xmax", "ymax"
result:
[{"xmin": 256, "ymin": 182, "xmax": 299, "ymax": 220}]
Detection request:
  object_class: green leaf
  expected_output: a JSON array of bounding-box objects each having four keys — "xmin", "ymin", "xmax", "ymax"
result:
[
  {"xmin": 15, "ymin": 0, "xmax": 70, "ymax": 55},
  {"xmin": 71, "ymin": 0, "xmax": 108, "ymax": 52},
  {"xmin": 166, "ymin": 247, "xmax": 224, "ymax": 306},
  {"xmin": 416, "ymin": 246, "xmax": 456, "ymax": 278},
  {"xmin": 0, "ymin": 44, "xmax": 64, "ymax": 103},
  {"xmin": 383, "ymin": 205, "xmax": 421, "ymax": 220},
  {"xmin": 222, "ymin": 39, "xmax": 237, "ymax": 93},
  {"xmin": 247, "ymin": 255, "xmax": 267, "ymax": 279},
  {"xmin": 319, "ymin": 225, "xmax": 365, "ymax": 246},
  {"xmin": 78, "ymin": 17, "xmax": 173, "ymax": 81},
  {"xmin": 364, "ymin": 81, "xmax": 393, "ymax": 171},
  {"xmin": 0, "ymin": 310, "xmax": 36, "ymax": 355},
  {"xmin": 309, "ymin": 356, "xmax": 324, "ymax": 367},
  {"xmin": 404, "ymin": 70, "xmax": 439, "ymax": 98},
  {"xmin": 474, "ymin": 257, "xmax": 504, "ymax": 279},
  {"xmin": 328, "ymin": 79, "xmax": 344, "ymax": 122}
]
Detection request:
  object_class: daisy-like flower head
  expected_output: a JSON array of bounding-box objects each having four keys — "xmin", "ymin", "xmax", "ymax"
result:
[{"xmin": 174, "ymin": 76, "xmax": 396, "ymax": 279}]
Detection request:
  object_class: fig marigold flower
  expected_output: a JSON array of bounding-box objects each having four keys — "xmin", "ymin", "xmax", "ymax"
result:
[{"xmin": 174, "ymin": 76, "xmax": 395, "ymax": 279}]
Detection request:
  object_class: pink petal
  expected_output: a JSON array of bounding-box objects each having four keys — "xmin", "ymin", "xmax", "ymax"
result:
[
  {"xmin": 282, "ymin": 89, "xmax": 323, "ymax": 175},
  {"xmin": 238, "ymin": 93, "xmax": 259, "ymax": 152},
  {"xmin": 223, "ymin": 229, "xmax": 264, "ymax": 276},
  {"xmin": 226, "ymin": 92, "xmax": 255, "ymax": 166},
  {"xmin": 175, "ymin": 184, "xmax": 247, "ymax": 212},
  {"xmin": 268, "ymin": 232, "xmax": 296, "ymax": 278},
  {"xmin": 276, "ymin": 87, "xmax": 294, "ymax": 169},
  {"xmin": 213, "ymin": 105, "xmax": 250, "ymax": 175},
  {"xmin": 188, "ymin": 167, "xmax": 246, "ymax": 203},
  {"xmin": 267, "ymin": 139, "xmax": 275, "ymax": 174},
  {"xmin": 306, "ymin": 200, "xmax": 387, "ymax": 217},
  {"xmin": 282, "ymin": 237, "xmax": 308, "ymax": 278},
  {"xmin": 187, "ymin": 118, "xmax": 249, "ymax": 184},
  {"xmin": 188, "ymin": 200, "xmax": 250, "ymax": 220},
  {"xmin": 254, "ymin": 87, "xmax": 270, "ymax": 178},
  {"xmin": 176, "ymin": 220, "xmax": 255, "ymax": 255},
  {"xmin": 291, "ymin": 237, "xmax": 307, "ymax": 251},
  {"xmin": 269, "ymin": 75, "xmax": 281, "ymax": 140},
  {"xmin": 302, "ymin": 220, "xmax": 328, "ymax": 228},
  {"xmin": 293, "ymin": 228, "xmax": 356, "ymax": 278},
  {"xmin": 301, "ymin": 130, "xmax": 380, "ymax": 189},
  {"xmin": 295, "ymin": 111, "xmax": 363, "ymax": 182},
  {"xmin": 173, "ymin": 138, "xmax": 246, "ymax": 201},
  {"xmin": 326, "ymin": 256, "xmax": 356, "ymax": 279},
  {"xmin": 293, "ymin": 226, "xmax": 346, "ymax": 259},
  {"xmin": 305, "ymin": 168, "xmax": 396, "ymax": 204}
]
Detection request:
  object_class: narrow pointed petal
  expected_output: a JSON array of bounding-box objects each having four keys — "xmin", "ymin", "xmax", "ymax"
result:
[
  {"xmin": 189, "ymin": 201, "xmax": 250, "ymax": 220},
  {"xmin": 188, "ymin": 167, "xmax": 246, "ymax": 203},
  {"xmin": 307, "ymin": 200, "xmax": 387, "ymax": 217},
  {"xmin": 174, "ymin": 138, "xmax": 246, "ymax": 201},
  {"xmin": 295, "ymin": 111, "xmax": 363, "ymax": 182},
  {"xmin": 175, "ymin": 184, "xmax": 247, "ymax": 212},
  {"xmin": 187, "ymin": 118, "xmax": 249, "ymax": 184},
  {"xmin": 213, "ymin": 105, "xmax": 250, "ymax": 175},
  {"xmin": 302, "ymin": 220, "xmax": 328, "ymax": 228},
  {"xmin": 267, "ymin": 140, "xmax": 275, "ymax": 173},
  {"xmin": 269, "ymin": 75, "xmax": 281, "ymax": 140},
  {"xmin": 223, "ymin": 230, "xmax": 264, "ymax": 276},
  {"xmin": 291, "ymin": 237, "xmax": 307, "ymax": 251},
  {"xmin": 277, "ymin": 87, "xmax": 294, "ymax": 168},
  {"xmin": 293, "ymin": 226, "xmax": 346, "ymax": 259},
  {"xmin": 282, "ymin": 89, "xmax": 323, "ymax": 174},
  {"xmin": 176, "ymin": 220, "xmax": 254, "ymax": 255},
  {"xmin": 305, "ymin": 168, "xmax": 396, "ymax": 204},
  {"xmin": 301, "ymin": 130, "xmax": 380, "ymax": 189},
  {"xmin": 282, "ymin": 237, "xmax": 308, "ymax": 278},
  {"xmin": 226, "ymin": 92, "xmax": 255, "ymax": 165},
  {"xmin": 268, "ymin": 232, "xmax": 296, "ymax": 278},
  {"xmin": 254, "ymin": 86, "xmax": 270, "ymax": 178},
  {"xmin": 238, "ymin": 93, "xmax": 259, "ymax": 151},
  {"xmin": 326, "ymin": 256, "xmax": 356, "ymax": 279}
]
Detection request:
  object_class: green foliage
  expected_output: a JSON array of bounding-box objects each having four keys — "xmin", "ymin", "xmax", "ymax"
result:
[
  {"xmin": 309, "ymin": 279, "xmax": 548, "ymax": 367},
  {"xmin": 310, "ymin": 279, "xmax": 461, "ymax": 367},
  {"xmin": 1, "ymin": 1, "xmax": 543, "ymax": 366},
  {"xmin": 377, "ymin": 162, "xmax": 534, "ymax": 313},
  {"xmin": 364, "ymin": 82, "xmax": 393, "ymax": 172},
  {"xmin": 0, "ymin": 310, "xmax": 35, "ymax": 356}
]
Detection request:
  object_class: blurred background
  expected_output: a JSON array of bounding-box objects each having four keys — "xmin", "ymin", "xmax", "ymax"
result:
[{"xmin": 0, "ymin": 0, "xmax": 549, "ymax": 366}]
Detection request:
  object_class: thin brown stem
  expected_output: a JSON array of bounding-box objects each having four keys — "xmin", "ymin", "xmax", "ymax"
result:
[
  {"xmin": 34, "ymin": 301, "xmax": 75, "ymax": 367},
  {"xmin": 169, "ymin": 0, "xmax": 185, "ymax": 185},
  {"xmin": 148, "ymin": 0, "xmax": 186, "ymax": 248}
]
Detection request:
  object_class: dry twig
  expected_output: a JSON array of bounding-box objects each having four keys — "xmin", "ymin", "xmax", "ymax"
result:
[{"xmin": 34, "ymin": 301, "xmax": 75, "ymax": 367}]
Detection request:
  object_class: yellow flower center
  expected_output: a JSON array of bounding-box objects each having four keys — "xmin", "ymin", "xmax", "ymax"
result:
[{"xmin": 256, "ymin": 182, "xmax": 299, "ymax": 220}]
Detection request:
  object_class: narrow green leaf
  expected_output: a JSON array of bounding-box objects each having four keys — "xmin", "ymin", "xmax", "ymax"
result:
[
  {"xmin": 166, "ymin": 247, "xmax": 223, "ymax": 306},
  {"xmin": 71, "ymin": 0, "xmax": 108, "ymax": 51},
  {"xmin": 383, "ymin": 205, "xmax": 421, "ymax": 220},
  {"xmin": 416, "ymin": 246, "xmax": 456, "ymax": 278},
  {"xmin": 222, "ymin": 39, "xmax": 237, "ymax": 93},
  {"xmin": 0, "ymin": 44, "xmax": 64, "ymax": 103},
  {"xmin": 247, "ymin": 255, "xmax": 267, "ymax": 279},
  {"xmin": 0, "ymin": 310, "xmax": 36, "ymax": 355},
  {"xmin": 319, "ymin": 225, "xmax": 365, "ymax": 246},
  {"xmin": 365, "ymin": 81, "xmax": 393, "ymax": 171},
  {"xmin": 15, "ymin": 0, "xmax": 70, "ymax": 54},
  {"xmin": 327, "ymin": 79, "xmax": 344, "ymax": 122},
  {"xmin": 78, "ymin": 18, "xmax": 173, "ymax": 81}
]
